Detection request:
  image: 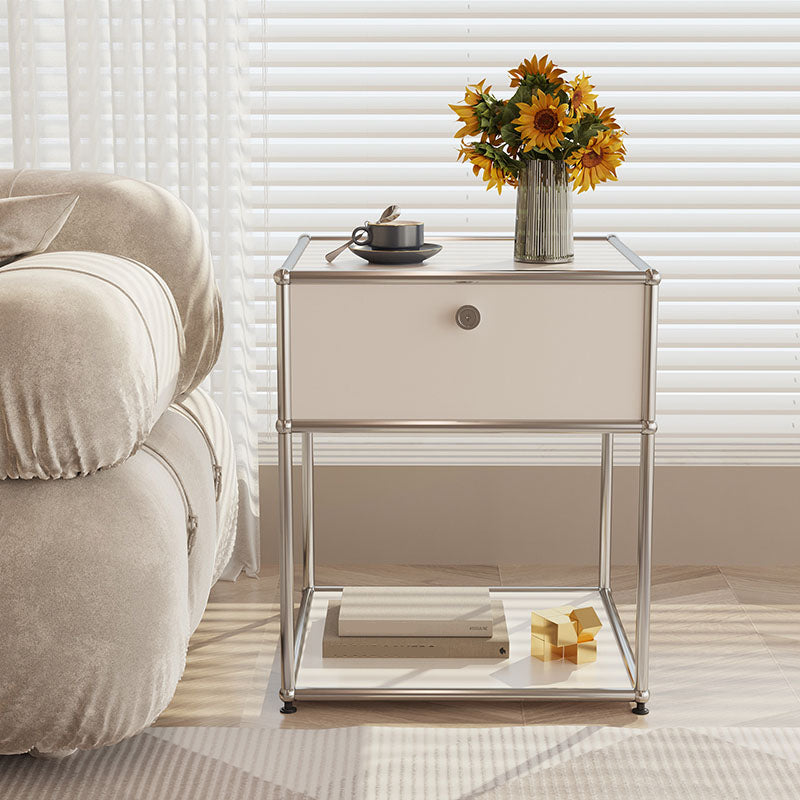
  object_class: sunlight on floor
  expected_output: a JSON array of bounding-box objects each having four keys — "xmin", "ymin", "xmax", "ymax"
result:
[{"xmin": 156, "ymin": 566, "xmax": 800, "ymax": 729}]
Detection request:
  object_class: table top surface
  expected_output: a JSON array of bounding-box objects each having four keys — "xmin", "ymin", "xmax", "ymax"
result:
[{"xmin": 282, "ymin": 235, "xmax": 654, "ymax": 282}]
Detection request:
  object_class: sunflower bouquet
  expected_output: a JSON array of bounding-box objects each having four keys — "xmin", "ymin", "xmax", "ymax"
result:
[{"xmin": 450, "ymin": 55, "xmax": 626, "ymax": 195}]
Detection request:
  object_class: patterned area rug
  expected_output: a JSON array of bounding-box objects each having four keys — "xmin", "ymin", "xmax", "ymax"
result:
[
  {"xmin": 1, "ymin": 726, "xmax": 799, "ymax": 799},
  {"xmin": 0, "ymin": 727, "xmax": 800, "ymax": 800}
]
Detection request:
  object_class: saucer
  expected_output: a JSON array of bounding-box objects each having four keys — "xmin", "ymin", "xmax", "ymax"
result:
[{"xmin": 349, "ymin": 242, "xmax": 442, "ymax": 265}]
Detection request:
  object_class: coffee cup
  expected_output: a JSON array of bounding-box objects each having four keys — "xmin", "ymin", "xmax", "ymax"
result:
[{"xmin": 352, "ymin": 220, "xmax": 424, "ymax": 250}]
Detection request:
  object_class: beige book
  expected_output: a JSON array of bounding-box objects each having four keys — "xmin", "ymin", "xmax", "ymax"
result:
[
  {"xmin": 338, "ymin": 586, "xmax": 493, "ymax": 637},
  {"xmin": 323, "ymin": 597, "xmax": 509, "ymax": 659}
]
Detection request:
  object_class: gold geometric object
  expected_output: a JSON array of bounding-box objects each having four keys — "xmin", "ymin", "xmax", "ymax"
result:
[
  {"xmin": 569, "ymin": 606, "xmax": 603, "ymax": 643},
  {"xmin": 564, "ymin": 639, "xmax": 598, "ymax": 665},
  {"xmin": 530, "ymin": 608, "xmax": 578, "ymax": 647},
  {"xmin": 530, "ymin": 604, "xmax": 603, "ymax": 664},
  {"xmin": 530, "ymin": 634, "xmax": 564, "ymax": 662}
]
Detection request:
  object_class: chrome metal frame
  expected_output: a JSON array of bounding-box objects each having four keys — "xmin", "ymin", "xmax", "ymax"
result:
[
  {"xmin": 598, "ymin": 433, "xmax": 614, "ymax": 591},
  {"xmin": 277, "ymin": 233, "xmax": 660, "ymax": 287},
  {"xmin": 290, "ymin": 420, "xmax": 650, "ymax": 433},
  {"xmin": 276, "ymin": 273, "xmax": 295, "ymax": 703},
  {"xmin": 275, "ymin": 234, "xmax": 658, "ymax": 709},
  {"xmin": 301, "ymin": 433, "xmax": 315, "ymax": 591}
]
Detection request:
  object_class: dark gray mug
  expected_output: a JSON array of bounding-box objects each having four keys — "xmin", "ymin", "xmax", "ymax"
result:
[{"xmin": 352, "ymin": 221, "xmax": 424, "ymax": 250}]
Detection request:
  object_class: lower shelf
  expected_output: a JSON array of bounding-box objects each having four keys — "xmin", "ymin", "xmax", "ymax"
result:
[{"xmin": 293, "ymin": 589, "xmax": 636, "ymax": 701}]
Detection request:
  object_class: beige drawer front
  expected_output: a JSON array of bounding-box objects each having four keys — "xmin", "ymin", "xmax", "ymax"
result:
[{"xmin": 289, "ymin": 282, "xmax": 645, "ymax": 422}]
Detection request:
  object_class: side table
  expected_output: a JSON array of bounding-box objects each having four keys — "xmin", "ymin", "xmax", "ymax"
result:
[{"xmin": 274, "ymin": 234, "xmax": 659, "ymax": 715}]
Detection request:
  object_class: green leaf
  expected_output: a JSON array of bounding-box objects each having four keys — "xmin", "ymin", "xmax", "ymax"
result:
[
  {"xmin": 509, "ymin": 84, "xmax": 532, "ymax": 107},
  {"xmin": 568, "ymin": 115, "xmax": 605, "ymax": 150},
  {"xmin": 473, "ymin": 141, "xmax": 521, "ymax": 176},
  {"xmin": 500, "ymin": 123, "xmax": 522, "ymax": 148},
  {"xmin": 519, "ymin": 144, "xmax": 555, "ymax": 161},
  {"xmin": 500, "ymin": 101, "xmax": 519, "ymax": 126}
]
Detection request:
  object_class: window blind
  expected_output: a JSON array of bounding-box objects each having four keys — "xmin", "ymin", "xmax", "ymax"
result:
[
  {"xmin": 2, "ymin": 3, "xmax": 797, "ymax": 466},
  {"xmin": 253, "ymin": 0, "xmax": 800, "ymax": 465}
]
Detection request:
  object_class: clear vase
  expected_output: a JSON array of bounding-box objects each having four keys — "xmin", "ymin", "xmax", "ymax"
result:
[{"xmin": 514, "ymin": 159, "xmax": 574, "ymax": 264}]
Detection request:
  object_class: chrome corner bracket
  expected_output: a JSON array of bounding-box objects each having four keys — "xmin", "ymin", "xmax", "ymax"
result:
[
  {"xmin": 641, "ymin": 420, "xmax": 658, "ymax": 434},
  {"xmin": 645, "ymin": 268, "xmax": 661, "ymax": 286},
  {"xmin": 274, "ymin": 268, "xmax": 291, "ymax": 286},
  {"xmin": 276, "ymin": 419, "xmax": 292, "ymax": 434}
]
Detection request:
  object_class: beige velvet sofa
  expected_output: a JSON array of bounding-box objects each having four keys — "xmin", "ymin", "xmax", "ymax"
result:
[{"xmin": 0, "ymin": 170, "xmax": 236, "ymax": 756}]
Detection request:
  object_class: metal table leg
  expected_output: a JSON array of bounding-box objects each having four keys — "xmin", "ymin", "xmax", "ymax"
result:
[
  {"xmin": 278, "ymin": 430, "xmax": 296, "ymax": 713},
  {"xmin": 302, "ymin": 432, "xmax": 315, "ymax": 591},
  {"xmin": 276, "ymin": 269, "xmax": 297, "ymax": 713},
  {"xmin": 633, "ymin": 272, "xmax": 658, "ymax": 715},
  {"xmin": 633, "ymin": 430, "xmax": 655, "ymax": 715},
  {"xmin": 599, "ymin": 433, "xmax": 613, "ymax": 591}
]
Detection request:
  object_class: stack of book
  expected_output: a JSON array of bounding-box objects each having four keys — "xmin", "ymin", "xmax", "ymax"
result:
[{"xmin": 323, "ymin": 586, "xmax": 509, "ymax": 659}]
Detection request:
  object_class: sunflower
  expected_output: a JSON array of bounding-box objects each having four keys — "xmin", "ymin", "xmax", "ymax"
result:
[
  {"xmin": 509, "ymin": 54, "xmax": 566, "ymax": 88},
  {"xmin": 449, "ymin": 79, "xmax": 491, "ymax": 138},
  {"xmin": 567, "ymin": 130, "xmax": 625, "ymax": 193},
  {"xmin": 458, "ymin": 143, "xmax": 517, "ymax": 195},
  {"xmin": 588, "ymin": 102, "xmax": 623, "ymax": 132},
  {"xmin": 513, "ymin": 90, "xmax": 574, "ymax": 152},
  {"xmin": 567, "ymin": 73, "xmax": 597, "ymax": 113}
]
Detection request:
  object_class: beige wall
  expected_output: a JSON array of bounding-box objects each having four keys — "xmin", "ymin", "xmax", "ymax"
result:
[{"xmin": 259, "ymin": 465, "xmax": 800, "ymax": 566}]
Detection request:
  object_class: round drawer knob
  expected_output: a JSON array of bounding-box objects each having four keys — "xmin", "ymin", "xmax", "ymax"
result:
[{"xmin": 455, "ymin": 305, "xmax": 481, "ymax": 330}]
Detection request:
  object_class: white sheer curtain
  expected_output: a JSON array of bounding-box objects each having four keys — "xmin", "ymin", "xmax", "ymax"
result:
[{"xmin": 0, "ymin": 0, "xmax": 261, "ymax": 579}]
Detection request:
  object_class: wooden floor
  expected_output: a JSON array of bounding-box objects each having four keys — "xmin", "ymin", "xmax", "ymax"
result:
[{"xmin": 155, "ymin": 565, "xmax": 800, "ymax": 729}]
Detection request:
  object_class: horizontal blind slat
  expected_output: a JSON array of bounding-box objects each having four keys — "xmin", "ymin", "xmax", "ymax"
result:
[
  {"xmin": 258, "ymin": 185, "xmax": 800, "ymax": 209},
  {"xmin": 259, "ymin": 19, "xmax": 800, "ymax": 42},
  {"xmin": 263, "ymin": 66, "xmax": 800, "ymax": 91},
  {"xmin": 263, "ymin": 114, "xmax": 800, "ymax": 139},
  {"xmin": 250, "ymin": 162, "xmax": 800, "ymax": 186},
  {"xmin": 260, "ymin": 2, "xmax": 800, "ymax": 19},
  {"xmin": 254, "ymin": 209, "xmax": 798, "ymax": 233},
  {"xmin": 261, "ymin": 43, "xmax": 800, "ymax": 68},
  {"xmin": 260, "ymin": 91, "xmax": 800, "ymax": 114}
]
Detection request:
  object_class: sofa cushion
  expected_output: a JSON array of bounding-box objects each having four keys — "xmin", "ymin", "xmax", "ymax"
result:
[
  {"xmin": 0, "ymin": 392, "xmax": 229, "ymax": 753},
  {"xmin": 0, "ymin": 169, "xmax": 222, "ymax": 396},
  {"xmin": 0, "ymin": 251, "xmax": 184, "ymax": 479},
  {"xmin": 0, "ymin": 192, "xmax": 79, "ymax": 265}
]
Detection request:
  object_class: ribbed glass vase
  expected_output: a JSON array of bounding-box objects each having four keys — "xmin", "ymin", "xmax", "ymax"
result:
[{"xmin": 514, "ymin": 159, "xmax": 574, "ymax": 264}]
